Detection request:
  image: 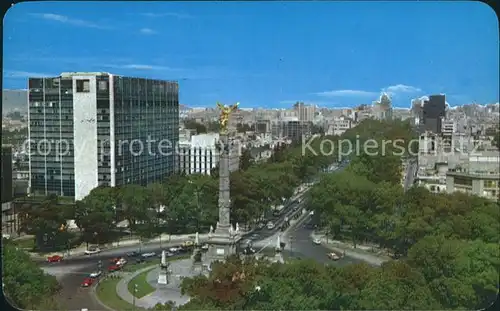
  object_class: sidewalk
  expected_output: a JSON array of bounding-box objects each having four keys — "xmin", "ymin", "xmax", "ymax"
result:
[
  {"xmin": 28, "ymin": 233, "xmax": 212, "ymax": 259},
  {"xmin": 310, "ymin": 232, "xmax": 391, "ymax": 266}
]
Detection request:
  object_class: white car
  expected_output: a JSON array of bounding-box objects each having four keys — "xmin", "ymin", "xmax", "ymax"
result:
[
  {"xmin": 313, "ymin": 238, "xmax": 321, "ymax": 245},
  {"xmin": 116, "ymin": 258, "xmax": 127, "ymax": 266},
  {"xmin": 89, "ymin": 271, "xmax": 102, "ymax": 278},
  {"xmin": 141, "ymin": 252, "xmax": 156, "ymax": 258},
  {"xmin": 201, "ymin": 244, "xmax": 209, "ymax": 250},
  {"xmin": 169, "ymin": 247, "xmax": 180, "ymax": 253},
  {"xmin": 266, "ymin": 221, "xmax": 275, "ymax": 229},
  {"xmin": 84, "ymin": 246, "xmax": 101, "ymax": 255}
]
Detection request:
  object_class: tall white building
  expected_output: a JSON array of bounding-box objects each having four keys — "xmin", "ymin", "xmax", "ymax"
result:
[
  {"xmin": 28, "ymin": 72, "xmax": 179, "ymax": 201},
  {"xmin": 177, "ymin": 133, "xmax": 240, "ymax": 175}
]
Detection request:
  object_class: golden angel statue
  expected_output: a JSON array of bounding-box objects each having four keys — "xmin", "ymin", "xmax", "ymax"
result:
[{"xmin": 216, "ymin": 102, "xmax": 239, "ymax": 133}]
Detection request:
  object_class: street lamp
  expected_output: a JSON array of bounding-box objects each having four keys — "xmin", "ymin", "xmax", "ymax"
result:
[{"xmin": 132, "ymin": 283, "xmax": 138, "ymax": 310}]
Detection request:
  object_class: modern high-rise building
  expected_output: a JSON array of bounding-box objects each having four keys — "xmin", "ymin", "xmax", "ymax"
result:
[
  {"xmin": 28, "ymin": 72, "xmax": 179, "ymax": 200},
  {"xmin": 421, "ymin": 94, "xmax": 446, "ymax": 133}
]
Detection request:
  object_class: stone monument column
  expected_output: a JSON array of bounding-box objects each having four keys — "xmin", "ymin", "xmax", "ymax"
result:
[{"xmin": 205, "ymin": 102, "xmax": 240, "ymax": 263}]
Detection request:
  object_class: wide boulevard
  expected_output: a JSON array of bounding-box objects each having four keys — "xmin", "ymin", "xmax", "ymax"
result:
[{"xmin": 42, "ymin": 163, "xmax": 350, "ymax": 310}]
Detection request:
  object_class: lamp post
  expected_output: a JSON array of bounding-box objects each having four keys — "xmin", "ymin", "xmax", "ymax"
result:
[{"xmin": 132, "ymin": 283, "xmax": 138, "ymax": 311}]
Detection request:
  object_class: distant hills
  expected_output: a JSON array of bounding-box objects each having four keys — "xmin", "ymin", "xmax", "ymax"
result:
[{"xmin": 3, "ymin": 89, "xmax": 28, "ymax": 114}]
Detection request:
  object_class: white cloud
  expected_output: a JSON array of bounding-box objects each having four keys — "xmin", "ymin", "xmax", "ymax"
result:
[
  {"xmin": 139, "ymin": 28, "xmax": 156, "ymax": 35},
  {"xmin": 316, "ymin": 84, "xmax": 422, "ymax": 99},
  {"xmin": 383, "ymin": 84, "xmax": 421, "ymax": 95},
  {"xmin": 315, "ymin": 90, "xmax": 378, "ymax": 97},
  {"xmin": 5, "ymin": 70, "xmax": 54, "ymax": 78},
  {"xmin": 139, "ymin": 12, "xmax": 193, "ymax": 19},
  {"xmin": 32, "ymin": 13, "xmax": 111, "ymax": 29}
]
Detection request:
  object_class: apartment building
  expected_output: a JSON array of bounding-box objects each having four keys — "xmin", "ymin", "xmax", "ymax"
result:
[
  {"xmin": 446, "ymin": 151, "xmax": 500, "ymax": 201},
  {"xmin": 326, "ymin": 116, "xmax": 352, "ymax": 136},
  {"xmin": 28, "ymin": 72, "xmax": 179, "ymax": 200}
]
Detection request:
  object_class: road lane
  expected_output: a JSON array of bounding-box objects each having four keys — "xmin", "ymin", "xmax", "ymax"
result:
[
  {"xmin": 44, "ymin": 166, "xmax": 345, "ymax": 309},
  {"xmin": 286, "ymin": 218, "xmax": 365, "ymax": 266}
]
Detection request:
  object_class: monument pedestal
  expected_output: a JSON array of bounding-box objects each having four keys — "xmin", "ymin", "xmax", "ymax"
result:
[
  {"xmin": 204, "ymin": 227, "xmax": 238, "ymax": 264},
  {"xmin": 157, "ymin": 269, "xmax": 168, "ymax": 285}
]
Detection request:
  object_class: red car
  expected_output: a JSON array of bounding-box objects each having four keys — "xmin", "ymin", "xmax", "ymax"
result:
[
  {"xmin": 108, "ymin": 265, "xmax": 121, "ymax": 272},
  {"xmin": 47, "ymin": 255, "xmax": 63, "ymax": 263},
  {"xmin": 81, "ymin": 277, "xmax": 94, "ymax": 287},
  {"xmin": 109, "ymin": 257, "xmax": 120, "ymax": 264}
]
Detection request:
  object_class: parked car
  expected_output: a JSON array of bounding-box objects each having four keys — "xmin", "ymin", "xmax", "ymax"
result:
[
  {"xmin": 84, "ymin": 246, "xmax": 101, "ymax": 255},
  {"xmin": 89, "ymin": 271, "xmax": 102, "ymax": 278},
  {"xmin": 257, "ymin": 222, "xmax": 265, "ymax": 229},
  {"xmin": 109, "ymin": 257, "xmax": 121, "ymax": 264},
  {"xmin": 108, "ymin": 265, "xmax": 121, "ymax": 272},
  {"xmin": 81, "ymin": 277, "xmax": 94, "ymax": 287},
  {"xmin": 327, "ymin": 252, "xmax": 340, "ymax": 261},
  {"xmin": 116, "ymin": 258, "xmax": 127, "ymax": 266},
  {"xmin": 266, "ymin": 221, "xmax": 275, "ymax": 230},
  {"xmin": 47, "ymin": 255, "xmax": 63, "ymax": 263},
  {"xmin": 201, "ymin": 244, "xmax": 209, "ymax": 251}
]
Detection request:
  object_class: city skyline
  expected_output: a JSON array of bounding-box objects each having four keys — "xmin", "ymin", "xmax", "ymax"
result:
[{"xmin": 3, "ymin": 1, "xmax": 499, "ymax": 109}]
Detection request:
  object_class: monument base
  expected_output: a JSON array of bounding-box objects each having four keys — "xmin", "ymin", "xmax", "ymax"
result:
[
  {"xmin": 204, "ymin": 228, "xmax": 239, "ymax": 265},
  {"xmin": 157, "ymin": 271, "xmax": 168, "ymax": 285}
]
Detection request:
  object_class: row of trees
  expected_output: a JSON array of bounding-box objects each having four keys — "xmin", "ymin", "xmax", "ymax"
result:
[
  {"xmin": 304, "ymin": 119, "xmax": 499, "ymax": 309},
  {"xmin": 18, "ymin": 128, "xmax": 342, "ymax": 249}
]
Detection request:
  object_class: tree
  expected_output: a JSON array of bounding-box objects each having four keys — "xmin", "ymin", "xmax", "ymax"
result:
[
  {"xmin": 18, "ymin": 195, "xmax": 72, "ymax": 250},
  {"xmin": 356, "ymin": 261, "xmax": 441, "ymax": 310},
  {"xmin": 239, "ymin": 148, "xmax": 253, "ymax": 171},
  {"xmin": 75, "ymin": 186, "xmax": 118, "ymax": 245},
  {"xmin": 118, "ymin": 184, "xmax": 154, "ymax": 234},
  {"xmin": 407, "ymin": 236, "xmax": 499, "ymax": 309},
  {"xmin": 2, "ymin": 242, "xmax": 62, "ymax": 309}
]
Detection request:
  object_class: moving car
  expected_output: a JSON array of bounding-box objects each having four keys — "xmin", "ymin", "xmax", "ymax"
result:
[
  {"xmin": 313, "ymin": 238, "xmax": 321, "ymax": 245},
  {"xmin": 169, "ymin": 246, "xmax": 180, "ymax": 253},
  {"xmin": 89, "ymin": 271, "xmax": 102, "ymax": 278},
  {"xmin": 116, "ymin": 258, "xmax": 127, "ymax": 266},
  {"xmin": 126, "ymin": 251, "xmax": 139, "ymax": 257},
  {"xmin": 182, "ymin": 240, "xmax": 194, "ymax": 247},
  {"xmin": 84, "ymin": 246, "xmax": 101, "ymax": 255},
  {"xmin": 47, "ymin": 254, "xmax": 63, "ymax": 262},
  {"xmin": 81, "ymin": 277, "xmax": 94, "ymax": 287},
  {"xmin": 141, "ymin": 252, "xmax": 156, "ymax": 258},
  {"xmin": 327, "ymin": 252, "xmax": 340, "ymax": 261},
  {"xmin": 108, "ymin": 265, "xmax": 121, "ymax": 272}
]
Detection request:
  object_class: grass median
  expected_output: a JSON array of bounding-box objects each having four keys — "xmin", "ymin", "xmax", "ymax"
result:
[
  {"xmin": 96, "ymin": 255, "xmax": 190, "ymax": 310},
  {"xmin": 127, "ymin": 266, "xmax": 157, "ymax": 298}
]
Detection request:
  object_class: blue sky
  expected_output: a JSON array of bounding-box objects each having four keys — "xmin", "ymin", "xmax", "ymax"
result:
[{"xmin": 3, "ymin": 1, "xmax": 498, "ymax": 108}]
